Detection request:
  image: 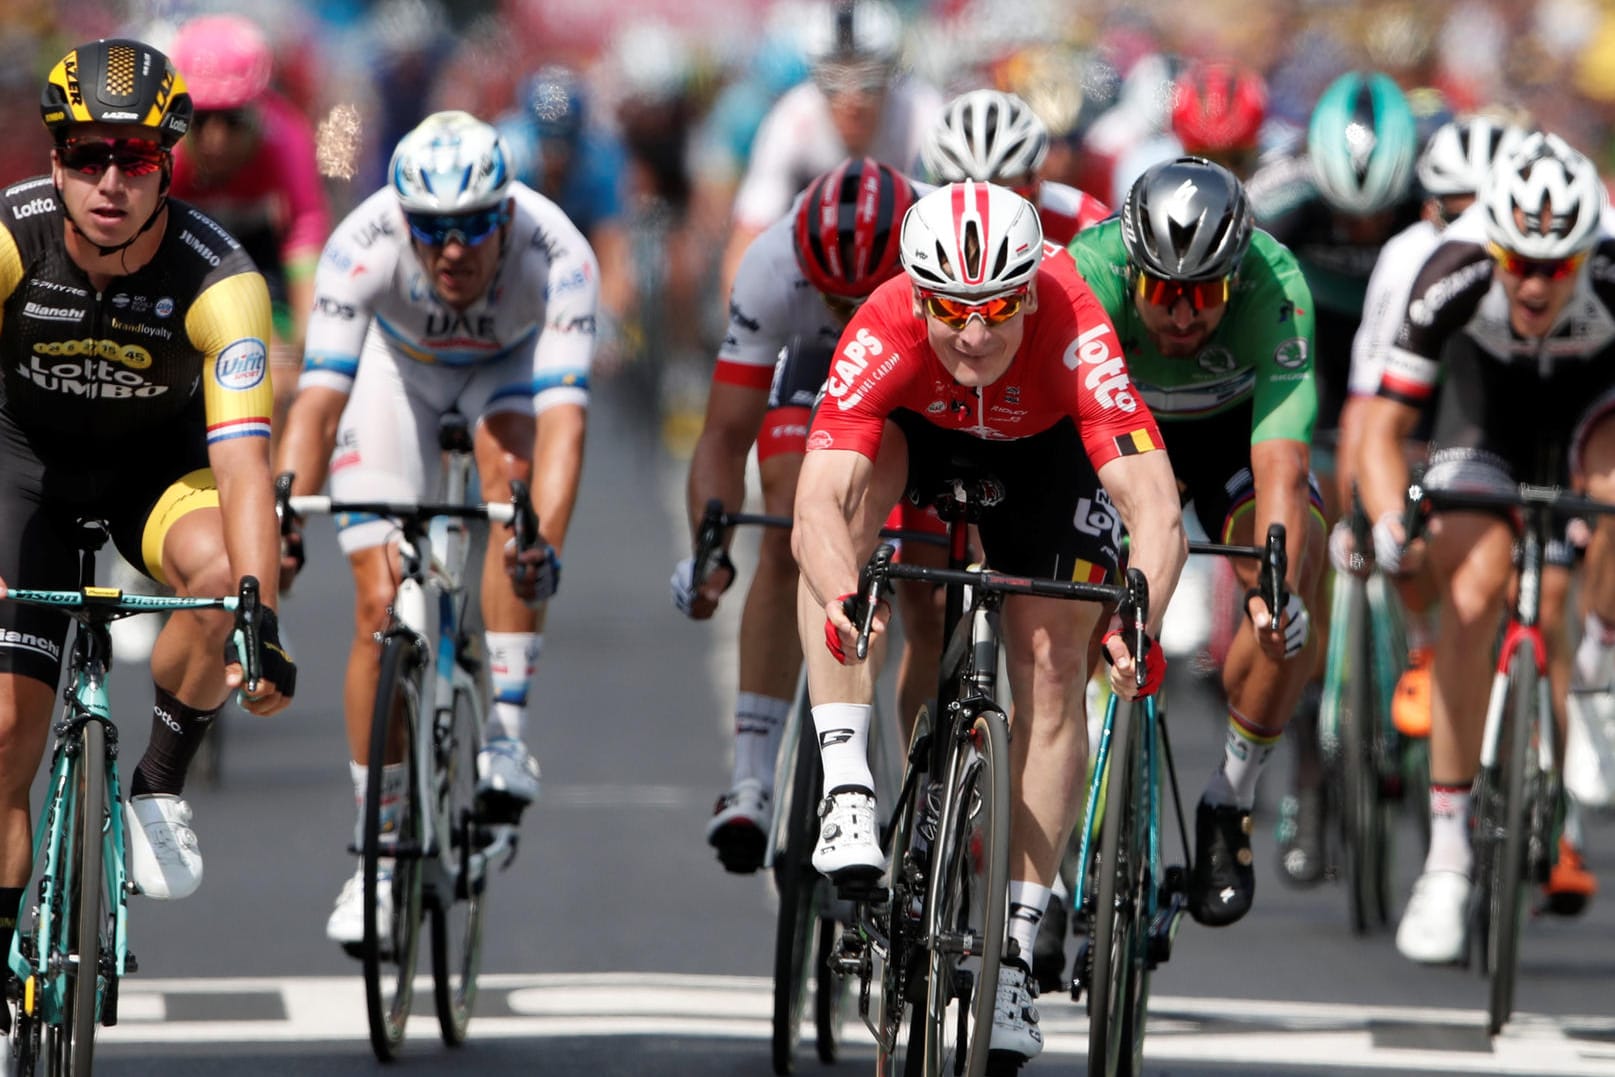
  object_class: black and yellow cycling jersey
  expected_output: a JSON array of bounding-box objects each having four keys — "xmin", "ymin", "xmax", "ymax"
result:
[{"xmin": 0, "ymin": 174, "xmax": 274, "ymax": 448}]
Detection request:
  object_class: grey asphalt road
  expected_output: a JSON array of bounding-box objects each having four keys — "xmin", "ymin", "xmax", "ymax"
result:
[{"xmin": 28, "ymin": 378, "xmax": 1615, "ymax": 1075}]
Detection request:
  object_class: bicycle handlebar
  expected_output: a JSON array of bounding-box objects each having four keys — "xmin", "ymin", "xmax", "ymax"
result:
[
  {"xmin": 275, "ymin": 471, "xmax": 530, "ymax": 532},
  {"xmin": 1405, "ymin": 475, "xmax": 1615, "ymax": 544}
]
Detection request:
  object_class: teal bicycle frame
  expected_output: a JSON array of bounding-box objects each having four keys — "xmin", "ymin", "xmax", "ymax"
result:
[{"xmin": 4, "ymin": 579, "xmax": 256, "ymax": 1073}]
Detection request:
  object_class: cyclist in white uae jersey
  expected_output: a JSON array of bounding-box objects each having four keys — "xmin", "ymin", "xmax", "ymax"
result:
[{"xmin": 275, "ymin": 111, "xmax": 596, "ymax": 949}]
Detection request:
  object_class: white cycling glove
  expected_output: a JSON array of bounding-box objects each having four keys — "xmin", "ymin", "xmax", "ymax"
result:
[
  {"xmin": 671, "ymin": 556, "xmax": 700, "ymax": 615},
  {"xmin": 1372, "ymin": 512, "xmax": 1406, "ymax": 575},
  {"xmin": 1275, "ymin": 591, "xmax": 1310, "ymax": 659},
  {"xmin": 1327, "ymin": 519, "xmax": 1358, "ymax": 576}
]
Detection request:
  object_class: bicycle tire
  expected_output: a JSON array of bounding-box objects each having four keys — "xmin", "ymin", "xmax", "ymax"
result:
[
  {"xmin": 63, "ymin": 721, "xmax": 105, "ymax": 1077},
  {"xmin": 1486, "ymin": 639, "xmax": 1536, "ymax": 1036},
  {"xmin": 772, "ymin": 700, "xmax": 821, "ymax": 1075},
  {"xmin": 877, "ymin": 707, "xmax": 931, "ymax": 1077},
  {"xmin": 909, "ymin": 709, "xmax": 1010, "ymax": 1077},
  {"xmin": 1341, "ymin": 575, "xmax": 1387, "ymax": 935},
  {"xmin": 431, "ymin": 681, "xmax": 485, "ymax": 1046},
  {"xmin": 1087, "ymin": 698, "xmax": 1146, "ymax": 1077},
  {"xmin": 363, "ymin": 634, "xmax": 426, "ymax": 1061},
  {"xmin": 813, "ymin": 902, "xmax": 852, "ymax": 1063}
]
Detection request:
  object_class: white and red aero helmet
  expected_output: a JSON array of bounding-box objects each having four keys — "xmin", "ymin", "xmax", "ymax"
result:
[
  {"xmin": 793, "ymin": 156, "xmax": 916, "ymax": 297},
  {"xmin": 899, "ymin": 181, "xmax": 1043, "ymax": 297}
]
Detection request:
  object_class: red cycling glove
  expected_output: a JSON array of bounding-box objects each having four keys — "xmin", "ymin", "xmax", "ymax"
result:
[{"xmin": 1101, "ymin": 629, "xmax": 1167, "ymax": 697}]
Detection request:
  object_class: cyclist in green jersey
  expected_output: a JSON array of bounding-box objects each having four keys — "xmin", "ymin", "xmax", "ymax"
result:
[{"xmin": 1069, "ymin": 156, "xmax": 1325, "ymax": 926}]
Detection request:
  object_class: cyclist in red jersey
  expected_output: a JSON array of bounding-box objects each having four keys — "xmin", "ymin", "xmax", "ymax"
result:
[
  {"xmin": 170, "ymin": 14, "xmax": 330, "ymax": 446},
  {"xmin": 921, "ymin": 88, "xmax": 1108, "ymax": 246},
  {"xmin": 796, "ymin": 181, "xmax": 1185, "ymax": 1064}
]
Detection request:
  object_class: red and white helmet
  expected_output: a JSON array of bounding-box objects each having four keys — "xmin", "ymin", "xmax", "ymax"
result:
[
  {"xmin": 171, "ymin": 14, "xmax": 273, "ymax": 111},
  {"xmin": 899, "ymin": 182, "xmax": 1043, "ymax": 297}
]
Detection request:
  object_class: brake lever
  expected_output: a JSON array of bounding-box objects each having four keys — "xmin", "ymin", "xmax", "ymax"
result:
[{"xmin": 855, "ymin": 543, "xmax": 895, "ymax": 661}]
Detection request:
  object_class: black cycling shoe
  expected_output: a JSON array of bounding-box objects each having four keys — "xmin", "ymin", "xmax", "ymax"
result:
[
  {"xmin": 1275, "ymin": 786, "xmax": 1326, "ymax": 887},
  {"xmin": 1031, "ymin": 891, "xmax": 1069, "ymax": 993},
  {"xmin": 1188, "ymin": 798, "xmax": 1255, "ymax": 927}
]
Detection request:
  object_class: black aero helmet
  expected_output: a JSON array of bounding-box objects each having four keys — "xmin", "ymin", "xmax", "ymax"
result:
[
  {"xmin": 1121, "ymin": 156, "xmax": 1253, "ymax": 280},
  {"xmin": 41, "ymin": 38, "xmax": 192, "ymax": 147}
]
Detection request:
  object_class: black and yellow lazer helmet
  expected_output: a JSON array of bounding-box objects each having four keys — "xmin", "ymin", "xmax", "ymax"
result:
[{"xmin": 40, "ymin": 39, "xmax": 192, "ymax": 147}]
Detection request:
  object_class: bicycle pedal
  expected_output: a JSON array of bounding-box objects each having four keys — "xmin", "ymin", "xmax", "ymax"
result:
[
  {"xmin": 125, "ymin": 951, "xmax": 138, "ymax": 974},
  {"xmin": 1146, "ymin": 896, "xmax": 1188, "ymax": 969},
  {"xmin": 474, "ymin": 790, "xmax": 530, "ymax": 827},
  {"xmin": 1069, "ymin": 935, "xmax": 1091, "ymax": 1004},
  {"xmin": 830, "ymin": 868, "xmax": 883, "ymax": 902},
  {"xmin": 984, "ymin": 1048, "xmax": 1030, "ymax": 1076}
]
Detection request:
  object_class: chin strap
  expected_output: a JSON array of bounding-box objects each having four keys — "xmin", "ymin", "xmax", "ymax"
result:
[{"xmin": 53, "ymin": 156, "xmax": 173, "ymax": 261}]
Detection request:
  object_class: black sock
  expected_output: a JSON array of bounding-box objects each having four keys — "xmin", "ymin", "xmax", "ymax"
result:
[{"xmin": 130, "ymin": 686, "xmax": 220, "ymax": 798}]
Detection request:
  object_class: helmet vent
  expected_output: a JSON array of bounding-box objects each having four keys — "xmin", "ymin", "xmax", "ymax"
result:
[
  {"xmin": 962, "ymin": 220, "xmax": 983, "ymax": 279},
  {"xmin": 106, "ymin": 44, "xmax": 137, "ymax": 100}
]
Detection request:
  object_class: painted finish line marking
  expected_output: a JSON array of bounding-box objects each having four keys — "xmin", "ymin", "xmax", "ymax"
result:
[{"xmin": 96, "ymin": 972, "xmax": 1615, "ymax": 1073}]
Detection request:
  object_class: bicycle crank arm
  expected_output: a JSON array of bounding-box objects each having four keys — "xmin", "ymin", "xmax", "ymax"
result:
[{"xmin": 1146, "ymin": 893, "xmax": 1189, "ymax": 970}]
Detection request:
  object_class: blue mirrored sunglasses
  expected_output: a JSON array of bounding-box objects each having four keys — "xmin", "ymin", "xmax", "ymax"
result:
[{"xmin": 405, "ymin": 206, "xmax": 509, "ymax": 247}]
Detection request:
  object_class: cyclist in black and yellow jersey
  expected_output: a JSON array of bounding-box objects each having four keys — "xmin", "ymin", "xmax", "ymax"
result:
[{"xmin": 0, "ymin": 39, "xmax": 296, "ymax": 993}]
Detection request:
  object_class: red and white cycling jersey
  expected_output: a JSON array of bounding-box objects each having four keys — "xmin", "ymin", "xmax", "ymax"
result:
[
  {"xmin": 1036, "ymin": 181, "xmax": 1109, "ymax": 247},
  {"xmin": 807, "ymin": 248, "xmax": 1163, "ymax": 467},
  {"xmin": 731, "ymin": 77, "xmax": 943, "ymax": 232}
]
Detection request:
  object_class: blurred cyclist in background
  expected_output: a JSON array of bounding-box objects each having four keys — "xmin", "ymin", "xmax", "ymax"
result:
[
  {"xmin": 920, "ymin": 88, "xmax": 1108, "ymax": 245},
  {"xmin": 718, "ymin": 0, "xmax": 941, "ymax": 302},
  {"xmin": 1172, "ymin": 62, "xmax": 1270, "ymax": 179},
  {"xmin": 1247, "ymin": 70, "xmax": 1424, "ymax": 886},
  {"xmin": 170, "ymin": 12, "xmax": 330, "ymax": 449}
]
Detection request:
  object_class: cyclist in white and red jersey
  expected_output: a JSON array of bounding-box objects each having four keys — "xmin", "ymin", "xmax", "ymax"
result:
[
  {"xmin": 275, "ymin": 111, "xmax": 594, "ymax": 950},
  {"xmin": 796, "ymin": 182, "xmax": 1185, "ymax": 1064},
  {"xmin": 676, "ymin": 157, "xmax": 946, "ymax": 873},
  {"xmin": 920, "ymin": 88, "xmax": 1108, "ymax": 246},
  {"xmin": 169, "ymin": 14, "xmax": 330, "ymax": 443},
  {"xmin": 718, "ymin": 0, "xmax": 942, "ymax": 300}
]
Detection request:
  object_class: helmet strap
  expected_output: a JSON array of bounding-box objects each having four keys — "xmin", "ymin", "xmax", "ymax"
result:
[{"xmin": 55, "ymin": 181, "xmax": 171, "ymax": 261}]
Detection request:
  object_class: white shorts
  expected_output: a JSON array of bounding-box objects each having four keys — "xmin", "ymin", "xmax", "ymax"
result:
[{"xmin": 330, "ymin": 332, "xmax": 534, "ymax": 555}]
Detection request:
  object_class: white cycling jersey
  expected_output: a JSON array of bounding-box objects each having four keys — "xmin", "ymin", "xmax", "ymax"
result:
[
  {"xmin": 731, "ymin": 76, "xmax": 942, "ymax": 232},
  {"xmin": 1349, "ymin": 218, "xmax": 1440, "ymax": 398},
  {"xmin": 714, "ymin": 202, "xmax": 842, "ymax": 391},
  {"xmin": 302, "ymin": 183, "xmax": 599, "ymax": 553}
]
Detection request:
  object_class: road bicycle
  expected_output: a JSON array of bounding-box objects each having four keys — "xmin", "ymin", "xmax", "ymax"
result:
[
  {"xmin": 688, "ymin": 499, "xmax": 935, "ymax": 1074},
  {"xmin": 4, "ymin": 521, "xmax": 269, "ymax": 1076},
  {"xmin": 1402, "ymin": 463, "xmax": 1615, "ymax": 1035},
  {"xmin": 1068, "ymin": 525, "xmax": 1285, "ymax": 1077},
  {"xmin": 1319, "ymin": 491, "xmax": 1424, "ymax": 935},
  {"xmin": 821, "ymin": 477, "xmax": 1149, "ymax": 1077},
  {"xmin": 275, "ymin": 415, "xmax": 534, "ymax": 1061}
]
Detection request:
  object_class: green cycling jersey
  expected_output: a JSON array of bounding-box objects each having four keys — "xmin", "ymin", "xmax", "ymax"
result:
[{"xmin": 1067, "ymin": 220, "xmax": 1318, "ymax": 445}]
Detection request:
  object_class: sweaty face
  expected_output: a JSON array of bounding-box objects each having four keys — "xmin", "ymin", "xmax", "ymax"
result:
[
  {"xmin": 51, "ymin": 124, "xmax": 168, "ymax": 251},
  {"xmin": 915, "ymin": 284, "xmax": 1033, "ymax": 387}
]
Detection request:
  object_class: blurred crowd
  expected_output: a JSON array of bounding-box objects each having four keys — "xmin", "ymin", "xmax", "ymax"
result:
[{"xmin": 8, "ymin": 0, "xmax": 1615, "ymax": 415}]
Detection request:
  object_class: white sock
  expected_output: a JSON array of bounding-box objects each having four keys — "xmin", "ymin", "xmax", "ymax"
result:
[
  {"xmin": 1565, "ymin": 794, "xmax": 1586, "ymax": 850},
  {"xmin": 733, "ymin": 692, "xmax": 791, "ymax": 794},
  {"xmin": 1205, "ymin": 711, "xmax": 1281, "ymax": 809},
  {"xmin": 1575, "ymin": 612, "xmax": 1615, "ymax": 690},
  {"xmin": 486, "ymin": 632, "xmax": 542, "ymax": 741},
  {"xmin": 347, "ymin": 760, "xmax": 406, "ymax": 871},
  {"xmin": 1006, "ymin": 880, "xmax": 1052, "ymax": 968},
  {"xmin": 812, "ymin": 702, "xmax": 874, "ymax": 793},
  {"xmin": 1424, "ymin": 783, "xmax": 1474, "ymax": 877}
]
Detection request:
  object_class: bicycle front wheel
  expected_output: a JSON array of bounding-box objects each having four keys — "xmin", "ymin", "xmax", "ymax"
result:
[
  {"xmin": 431, "ymin": 681, "xmax": 486, "ymax": 1046},
  {"xmin": 1341, "ymin": 576, "xmax": 1390, "ymax": 934},
  {"xmin": 877, "ymin": 706, "xmax": 931, "ymax": 1077},
  {"xmin": 363, "ymin": 634, "xmax": 426, "ymax": 1061},
  {"xmin": 772, "ymin": 696, "xmax": 820, "ymax": 1075},
  {"xmin": 1087, "ymin": 697, "xmax": 1149, "ymax": 1077},
  {"xmin": 52, "ymin": 721, "xmax": 107, "ymax": 1077},
  {"xmin": 910, "ymin": 709, "xmax": 1010, "ymax": 1077},
  {"xmin": 1483, "ymin": 639, "xmax": 1537, "ymax": 1036}
]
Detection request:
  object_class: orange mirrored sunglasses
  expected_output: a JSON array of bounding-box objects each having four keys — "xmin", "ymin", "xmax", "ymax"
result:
[
  {"xmin": 1132, "ymin": 268, "xmax": 1231, "ymax": 311},
  {"xmin": 919, "ymin": 288, "xmax": 1028, "ymax": 330},
  {"xmin": 1487, "ymin": 242, "xmax": 1586, "ymax": 282}
]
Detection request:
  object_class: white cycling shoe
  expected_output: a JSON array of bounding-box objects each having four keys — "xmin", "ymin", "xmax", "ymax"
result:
[
  {"xmin": 326, "ymin": 869, "xmax": 394, "ymax": 950},
  {"xmin": 988, "ymin": 959, "xmax": 1044, "ymax": 1062},
  {"xmin": 125, "ymin": 794, "xmax": 203, "ymax": 900},
  {"xmin": 476, "ymin": 737, "xmax": 542, "ymax": 806},
  {"xmin": 1396, "ymin": 870, "xmax": 1471, "ymax": 964},
  {"xmin": 811, "ymin": 787, "xmax": 884, "ymax": 885}
]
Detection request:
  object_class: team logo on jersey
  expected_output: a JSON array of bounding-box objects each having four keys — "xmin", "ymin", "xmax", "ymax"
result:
[
  {"xmin": 1272, "ymin": 338, "xmax": 1309, "ymax": 370},
  {"xmin": 1064, "ymin": 324, "xmax": 1137, "ymax": 413},
  {"xmin": 155, "ymin": 297, "xmax": 174, "ymax": 318},
  {"xmin": 216, "ymin": 338, "xmax": 268, "ymax": 390},
  {"xmin": 1196, "ymin": 346, "xmax": 1236, "ymax": 374}
]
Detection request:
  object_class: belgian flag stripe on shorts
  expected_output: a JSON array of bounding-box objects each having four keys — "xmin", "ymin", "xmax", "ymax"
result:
[{"xmin": 1113, "ymin": 429, "xmax": 1158, "ymax": 457}]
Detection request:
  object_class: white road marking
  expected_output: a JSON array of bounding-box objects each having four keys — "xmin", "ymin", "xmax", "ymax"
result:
[{"xmin": 95, "ymin": 972, "xmax": 1615, "ymax": 1073}]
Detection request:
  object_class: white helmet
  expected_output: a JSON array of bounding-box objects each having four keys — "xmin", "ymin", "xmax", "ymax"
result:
[
  {"xmin": 389, "ymin": 110, "xmax": 513, "ymax": 214},
  {"xmin": 900, "ymin": 181, "xmax": 1044, "ymax": 297},
  {"xmin": 1417, "ymin": 116, "xmax": 1528, "ymax": 197},
  {"xmin": 1480, "ymin": 130, "xmax": 1606, "ymax": 260},
  {"xmin": 801, "ymin": 0, "xmax": 903, "ymax": 68},
  {"xmin": 922, "ymin": 90, "xmax": 1050, "ymax": 184}
]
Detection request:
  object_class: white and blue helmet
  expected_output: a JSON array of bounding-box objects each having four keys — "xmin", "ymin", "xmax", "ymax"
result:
[{"xmin": 389, "ymin": 110, "xmax": 513, "ymax": 214}]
